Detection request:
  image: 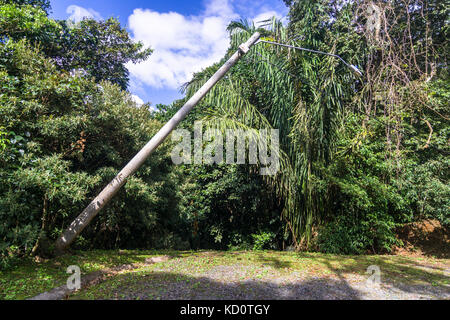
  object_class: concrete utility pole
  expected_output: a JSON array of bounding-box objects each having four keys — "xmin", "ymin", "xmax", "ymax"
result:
[{"xmin": 55, "ymin": 32, "xmax": 261, "ymax": 253}]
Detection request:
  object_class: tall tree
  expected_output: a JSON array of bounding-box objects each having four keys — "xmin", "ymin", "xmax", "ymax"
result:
[
  {"xmin": 0, "ymin": 0, "xmax": 50, "ymax": 13},
  {"xmin": 0, "ymin": 3, "xmax": 152, "ymax": 89},
  {"xmin": 52, "ymin": 18, "xmax": 152, "ymax": 90},
  {"xmin": 185, "ymin": 15, "xmax": 361, "ymax": 247}
]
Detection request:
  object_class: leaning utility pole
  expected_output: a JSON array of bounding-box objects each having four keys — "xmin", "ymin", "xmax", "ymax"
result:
[{"xmin": 55, "ymin": 32, "xmax": 261, "ymax": 253}]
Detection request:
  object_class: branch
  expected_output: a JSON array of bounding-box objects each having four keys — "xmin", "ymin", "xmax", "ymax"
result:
[{"xmin": 422, "ymin": 118, "xmax": 433, "ymax": 149}]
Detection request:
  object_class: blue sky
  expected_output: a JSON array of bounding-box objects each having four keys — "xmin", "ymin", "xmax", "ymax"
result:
[{"xmin": 49, "ymin": 0, "xmax": 289, "ymax": 106}]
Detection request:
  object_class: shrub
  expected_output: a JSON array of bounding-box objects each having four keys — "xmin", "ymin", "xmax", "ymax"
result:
[{"xmin": 251, "ymin": 231, "xmax": 277, "ymax": 251}]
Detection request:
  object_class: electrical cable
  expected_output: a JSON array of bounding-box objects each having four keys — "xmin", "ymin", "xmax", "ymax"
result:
[{"xmin": 256, "ymin": 39, "xmax": 363, "ymax": 77}]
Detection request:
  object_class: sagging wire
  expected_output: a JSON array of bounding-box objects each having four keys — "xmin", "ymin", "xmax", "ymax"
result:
[
  {"xmin": 255, "ymin": 39, "xmax": 363, "ymax": 77},
  {"xmin": 246, "ymin": 38, "xmax": 389, "ymax": 128}
]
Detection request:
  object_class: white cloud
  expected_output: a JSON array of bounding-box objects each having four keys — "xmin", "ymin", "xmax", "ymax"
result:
[
  {"xmin": 66, "ymin": 5, "xmax": 102, "ymax": 23},
  {"xmin": 131, "ymin": 94, "xmax": 145, "ymax": 106},
  {"xmin": 126, "ymin": 0, "xmax": 285, "ymax": 91}
]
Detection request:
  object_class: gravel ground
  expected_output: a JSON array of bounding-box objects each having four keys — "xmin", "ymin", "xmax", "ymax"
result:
[{"xmin": 103, "ymin": 263, "xmax": 450, "ymax": 300}]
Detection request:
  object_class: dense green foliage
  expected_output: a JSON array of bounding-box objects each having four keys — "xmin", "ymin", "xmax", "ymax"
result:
[
  {"xmin": 182, "ymin": 0, "xmax": 448, "ymax": 253},
  {"xmin": 176, "ymin": 164, "xmax": 283, "ymax": 250},
  {"xmin": 0, "ymin": 3, "xmax": 166, "ymax": 267},
  {"xmin": 0, "ymin": 0, "xmax": 50, "ymax": 13},
  {"xmin": 0, "ymin": 37, "xmax": 177, "ymax": 263},
  {"xmin": 286, "ymin": 0, "xmax": 449, "ymax": 253},
  {"xmin": 0, "ymin": 0, "xmax": 448, "ymax": 267},
  {"xmin": 0, "ymin": 2, "xmax": 152, "ymax": 89}
]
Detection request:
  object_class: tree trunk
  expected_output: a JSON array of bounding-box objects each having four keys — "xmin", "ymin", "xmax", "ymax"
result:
[{"xmin": 32, "ymin": 194, "xmax": 48, "ymax": 256}]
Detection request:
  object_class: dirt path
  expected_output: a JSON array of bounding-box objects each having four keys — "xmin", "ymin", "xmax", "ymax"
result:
[
  {"xmin": 98, "ymin": 265, "xmax": 449, "ymax": 300},
  {"xmin": 67, "ymin": 251, "xmax": 450, "ymax": 300}
]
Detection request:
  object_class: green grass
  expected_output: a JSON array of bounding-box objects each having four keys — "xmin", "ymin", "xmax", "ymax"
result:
[
  {"xmin": 69, "ymin": 251, "xmax": 449, "ymax": 300},
  {"xmin": 1, "ymin": 250, "xmax": 448, "ymax": 300},
  {"xmin": 0, "ymin": 249, "xmax": 178, "ymax": 299}
]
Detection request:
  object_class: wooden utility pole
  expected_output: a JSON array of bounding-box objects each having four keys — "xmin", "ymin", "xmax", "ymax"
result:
[{"xmin": 55, "ymin": 32, "xmax": 261, "ymax": 253}]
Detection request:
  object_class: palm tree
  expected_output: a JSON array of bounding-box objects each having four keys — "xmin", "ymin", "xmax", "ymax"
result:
[{"xmin": 184, "ymin": 15, "xmax": 358, "ymax": 248}]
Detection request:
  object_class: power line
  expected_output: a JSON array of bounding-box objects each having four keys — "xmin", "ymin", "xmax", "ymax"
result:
[{"xmin": 256, "ymin": 40, "xmax": 363, "ymax": 77}]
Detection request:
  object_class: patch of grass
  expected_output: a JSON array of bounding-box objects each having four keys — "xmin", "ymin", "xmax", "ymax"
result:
[
  {"xmin": 70, "ymin": 250, "xmax": 449, "ymax": 300},
  {"xmin": 0, "ymin": 249, "xmax": 176, "ymax": 299},
  {"xmin": 2, "ymin": 250, "xmax": 448, "ymax": 300}
]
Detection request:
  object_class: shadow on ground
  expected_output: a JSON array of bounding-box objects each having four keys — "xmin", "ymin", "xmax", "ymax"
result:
[
  {"xmin": 71, "ymin": 271, "xmax": 363, "ymax": 300},
  {"xmin": 69, "ymin": 260, "xmax": 449, "ymax": 300},
  {"xmin": 246, "ymin": 251, "xmax": 449, "ymax": 299}
]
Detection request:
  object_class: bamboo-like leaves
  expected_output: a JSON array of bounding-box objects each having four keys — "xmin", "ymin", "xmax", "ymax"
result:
[{"xmin": 183, "ymin": 16, "xmax": 354, "ymax": 247}]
